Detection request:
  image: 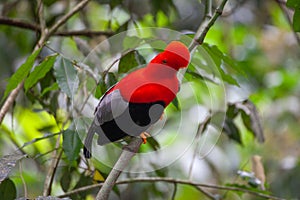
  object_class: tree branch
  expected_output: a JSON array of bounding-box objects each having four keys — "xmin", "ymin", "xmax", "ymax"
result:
[
  {"xmin": 0, "ymin": 17, "xmax": 114, "ymax": 37},
  {"xmin": 47, "ymin": 0, "xmax": 90, "ymax": 37},
  {"xmin": 58, "ymin": 176, "xmax": 284, "ymax": 200},
  {"xmin": 95, "ymin": 138, "xmax": 143, "ymax": 200},
  {"xmin": 55, "ymin": 29, "xmax": 114, "ymax": 37},
  {"xmin": 274, "ymin": 0, "xmax": 300, "ymax": 46},
  {"xmin": 188, "ymin": 0, "xmax": 228, "ymax": 52},
  {"xmin": 0, "ymin": 83, "xmax": 23, "ymax": 125},
  {"xmin": 188, "ymin": 115, "xmax": 211, "ymax": 179},
  {"xmin": 43, "ymin": 135, "xmax": 62, "ymax": 196},
  {"xmin": 171, "ymin": 183, "xmax": 177, "ymax": 200},
  {"xmin": 0, "ymin": 17, "xmax": 40, "ymax": 31},
  {"xmin": 37, "ymin": 0, "xmax": 47, "ymax": 37}
]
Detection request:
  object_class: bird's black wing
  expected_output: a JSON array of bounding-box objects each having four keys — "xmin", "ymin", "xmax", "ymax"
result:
[{"xmin": 83, "ymin": 88, "xmax": 128, "ymax": 158}]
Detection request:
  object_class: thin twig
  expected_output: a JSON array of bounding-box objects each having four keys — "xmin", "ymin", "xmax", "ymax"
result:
[
  {"xmin": 0, "ymin": 17, "xmax": 40, "ymax": 31},
  {"xmin": 222, "ymin": 0, "xmax": 248, "ymax": 17},
  {"xmin": 57, "ymin": 177, "xmax": 284, "ymax": 200},
  {"xmin": 188, "ymin": 0, "xmax": 228, "ymax": 52},
  {"xmin": 195, "ymin": 186, "xmax": 217, "ymax": 200},
  {"xmin": 43, "ymin": 135, "xmax": 63, "ymax": 196},
  {"xmin": 47, "ymin": 0, "xmax": 90, "ymax": 36},
  {"xmin": 117, "ymin": 177, "xmax": 284, "ymax": 200},
  {"xmin": 188, "ymin": 114, "xmax": 211, "ymax": 179},
  {"xmin": 0, "ymin": 17, "xmax": 114, "ymax": 37},
  {"xmin": 95, "ymin": 138, "xmax": 143, "ymax": 200},
  {"xmin": 171, "ymin": 183, "xmax": 177, "ymax": 200},
  {"xmin": 55, "ymin": 30, "xmax": 114, "ymax": 37},
  {"xmin": 0, "ymin": 83, "xmax": 23, "ymax": 124},
  {"xmin": 275, "ymin": 0, "xmax": 300, "ymax": 46},
  {"xmin": 19, "ymin": 160, "xmax": 28, "ymax": 198},
  {"xmin": 37, "ymin": 0, "xmax": 47, "ymax": 36},
  {"xmin": 205, "ymin": 0, "xmax": 212, "ymax": 17},
  {"xmin": 1, "ymin": 0, "xmax": 19, "ymax": 16},
  {"xmin": 187, "ymin": 116, "xmax": 215, "ymax": 200}
]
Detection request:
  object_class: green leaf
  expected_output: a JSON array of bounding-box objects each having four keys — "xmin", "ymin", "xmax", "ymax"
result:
[
  {"xmin": 0, "ymin": 179, "xmax": 16, "ymax": 200},
  {"xmin": 62, "ymin": 128, "xmax": 83, "ymax": 163},
  {"xmin": 40, "ymin": 83, "xmax": 59, "ymax": 97},
  {"xmin": 50, "ymin": 92, "xmax": 60, "ymax": 114},
  {"xmin": 185, "ymin": 69, "xmax": 205, "ymax": 81},
  {"xmin": 53, "ymin": 56, "xmax": 79, "ymax": 98},
  {"xmin": 239, "ymin": 100, "xmax": 265, "ymax": 143},
  {"xmin": 226, "ymin": 104, "xmax": 239, "ymax": 119},
  {"xmin": 225, "ymin": 183, "xmax": 270, "ymax": 194},
  {"xmin": 185, "ymin": 68, "xmax": 218, "ymax": 84},
  {"xmin": 60, "ymin": 167, "xmax": 74, "ymax": 192},
  {"xmin": 112, "ymin": 185, "xmax": 121, "ymax": 197},
  {"xmin": 39, "ymin": 67, "xmax": 55, "ymax": 97},
  {"xmin": 219, "ymin": 68, "xmax": 240, "ymax": 86},
  {"xmin": 293, "ymin": 10, "xmax": 300, "ymax": 32},
  {"xmin": 287, "ymin": 0, "xmax": 300, "ymax": 9},
  {"xmin": 171, "ymin": 96, "xmax": 180, "ymax": 110},
  {"xmin": 118, "ymin": 50, "xmax": 146, "ymax": 74},
  {"xmin": 43, "ymin": 0, "xmax": 57, "ymax": 7},
  {"xmin": 202, "ymin": 43, "xmax": 242, "ymax": 86},
  {"xmin": 223, "ymin": 117, "xmax": 242, "ymax": 145},
  {"xmin": 150, "ymin": 163, "xmax": 168, "ymax": 177},
  {"xmin": 147, "ymin": 137, "xmax": 161, "ymax": 150},
  {"xmin": 104, "ymin": 72, "xmax": 118, "ymax": 88},
  {"xmin": 151, "ymin": 0, "xmax": 176, "ymax": 17},
  {"xmin": 24, "ymin": 54, "xmax": 58, "ymax": 92},
  {"xmin": 95, "ymin": 77, "xmax": 107, "ymax": 99},
  {"xmin": 202, "ymin": 43, "xmax": 222, "ymax": 68},
  {"xmin": 2, "ymin": 48, "xmax": 42, "ymax": 101},
  {"xmin": 210, "ymin": 111, "xmax": 225, "ymax": 131},
  {"xmin": 116, "ymin": 21, "xmax": 129, "ymax": 34},
  {"xmin": 70, "ymin": 173, "xmax": 94, "ymax": 200},
  {"xmin": 123, "ymin": 36, "xmax": 143, "ymax": 50},
  {"xmin": 211, "ymin": 111, "xmax": 242, "ymax": 144}
]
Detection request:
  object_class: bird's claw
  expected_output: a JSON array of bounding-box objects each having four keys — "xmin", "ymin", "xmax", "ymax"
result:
[{"xmin": 140, "ymin": 132, "xmax": 150, "ymax": 144}]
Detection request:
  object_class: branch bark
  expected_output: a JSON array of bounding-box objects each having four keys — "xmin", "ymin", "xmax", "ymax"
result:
[
  {"xmin": 0, "ymin": 17, "xmax": 40, "ymax": 31},
  {"xmin": 43, "ymin": 135, "xmax": 63, "ymax": 196},
  {"xmin": 0, "ymin": 17, "xmax": 114, "ymax": 37},
  {"xmin": 95, "ymin": 138, "xmax": 143, "ymax": 200},
  {"xmin": 275, "ymin": 0, "xmax": 300, "ymax": 46},
  {"xmin": 47, "ymin": 0, "xmax": 90, "ymax": 37},
  {"xmin": 188, "ymin": 0, "xmax": 228, "ymax": 52}
]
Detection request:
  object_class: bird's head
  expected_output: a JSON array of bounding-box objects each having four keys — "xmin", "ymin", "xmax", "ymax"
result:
[{"xmin": 151, "ymin": 41, "xmax": 190, "ymax": 71}]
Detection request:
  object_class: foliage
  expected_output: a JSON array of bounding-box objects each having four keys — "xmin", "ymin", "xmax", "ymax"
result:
[
  {"xmin": 287, "ymin": 0, "xmax": 300, "ymax": 31},
  {"xmin": 0, "ymin": 0, "xmax": 299, "ymax": 199}
]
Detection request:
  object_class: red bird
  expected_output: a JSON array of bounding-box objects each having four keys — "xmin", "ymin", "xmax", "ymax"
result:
[{"xmin": 84, "ymin": 41, "xmax": 190, "ymax": 158}]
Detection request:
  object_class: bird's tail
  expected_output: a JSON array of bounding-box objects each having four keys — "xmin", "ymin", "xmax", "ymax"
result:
[{"xmin": 83, "ymin": 120, "xmax": 97, "ymax": 158}]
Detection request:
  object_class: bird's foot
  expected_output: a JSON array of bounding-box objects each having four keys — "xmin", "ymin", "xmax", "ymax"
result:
[{"xmin": 140, "ymin": 132, "xmax": 150, "ymax": 144}]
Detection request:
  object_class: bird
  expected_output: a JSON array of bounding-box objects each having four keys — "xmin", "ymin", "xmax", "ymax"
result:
[{"xmin": 83, "ymin": 41, "xmax": 190, "ymax": 158}]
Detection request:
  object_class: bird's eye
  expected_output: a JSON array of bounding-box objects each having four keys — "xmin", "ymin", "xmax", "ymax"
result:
[{"xmin": 162, "ymin": 59, "xmax": 167, "ymax": 64}]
